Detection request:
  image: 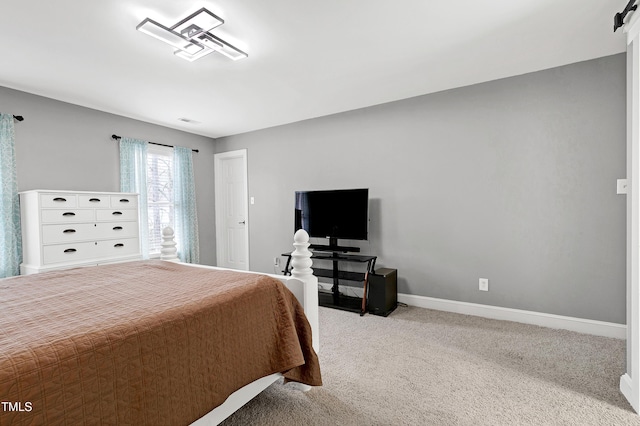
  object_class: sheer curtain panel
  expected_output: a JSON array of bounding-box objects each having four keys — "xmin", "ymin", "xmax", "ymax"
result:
[
  {"xmin": 119, "ymin": 137, "xmax": 150, "ymax": 258},
  {"xmin": 0, "ymin": 114, "xmax": 22, "ymax": 277},
  {"xmin": 173, "ymin": 146, "xmax": 200, "ymax": 263}
]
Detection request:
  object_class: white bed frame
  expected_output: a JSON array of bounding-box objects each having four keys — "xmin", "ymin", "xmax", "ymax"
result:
[{"xmin": 175, "ymin": 229, "xmax": 319, "ymax": 426}]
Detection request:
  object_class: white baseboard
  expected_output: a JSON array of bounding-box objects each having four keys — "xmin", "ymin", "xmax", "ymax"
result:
[
  {"xmin": 317, "ymin": 282, "xmax": 625, "ymax": 339},
  {"xmin": 620, "ymin": 373, "xmax": 635, "ymax": 409},
  {"xmin": 398, "ymin": 293, "xmax": 626, "ymax": 339}
]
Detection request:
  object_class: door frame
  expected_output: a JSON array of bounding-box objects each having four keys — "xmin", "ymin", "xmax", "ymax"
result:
[
  {"xmin": 214, "ymin": 149, "xmax": 249, "ymax": 270},
  {"xmin": 622, "ymin": 12, "xmax": 640, "ymax": 412}
]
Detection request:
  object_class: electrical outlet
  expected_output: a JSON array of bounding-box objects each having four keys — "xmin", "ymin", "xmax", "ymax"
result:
[{"xmin": 479, "ymin": 278, "xmax": 489, "ymax": 291}]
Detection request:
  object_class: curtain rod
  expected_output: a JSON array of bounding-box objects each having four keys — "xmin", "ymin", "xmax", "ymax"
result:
[
  {"xmin": 111, "ymin": 134, "xmax": 199, "ymax": 153},
  {"xmin": 615, "ymin": 0, "xmax": 637, "ymax": 31},
  {"xmin": 13, "ymin": 115, "xmax": 24, "ymax": 122}
]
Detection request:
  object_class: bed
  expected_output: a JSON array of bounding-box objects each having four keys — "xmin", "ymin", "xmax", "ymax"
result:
[{"xmin": 0, "ymin": 230, "xmax": 321, "ymax": 425}]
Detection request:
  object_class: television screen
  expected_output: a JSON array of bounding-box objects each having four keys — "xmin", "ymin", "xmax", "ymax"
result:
[{"xmin": 294, "ymin": 188, "xmax": 369, "ymax": 240}]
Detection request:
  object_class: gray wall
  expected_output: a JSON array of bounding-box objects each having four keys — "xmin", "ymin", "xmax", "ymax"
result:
[
  {"xmin": 0, "ymin": 87, "xmax": 218, "ymax": 266},
  {"xmin": 215, "ymin": 54, "xmax": 627, "ymax": 324}
]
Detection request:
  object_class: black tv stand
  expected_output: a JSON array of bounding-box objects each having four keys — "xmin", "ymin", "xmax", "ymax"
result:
[
  {"xmin": 309, "ymin": 236, "xmax": 361, "ymax": 253},
  {"xmin": 309, "ymin": 244, "xmax": 360, "ymax": 253},
  {"xmin": 283, "ymin": 248, "xmax": 376, "ymax": 316}
]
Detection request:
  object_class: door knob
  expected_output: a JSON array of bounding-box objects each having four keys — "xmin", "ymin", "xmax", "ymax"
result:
[{"xmin": 239, "ymin": 220, "xmax": 246, "ymax": 225}]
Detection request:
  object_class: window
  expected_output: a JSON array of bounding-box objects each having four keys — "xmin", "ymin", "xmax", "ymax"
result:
[
  {"xmin": 120, "ymin": 138, "xmax": 198, "ymax": 262},
  {"xmin": 146, "ymin": 145, "xmax": 174, "ymax": 255}
]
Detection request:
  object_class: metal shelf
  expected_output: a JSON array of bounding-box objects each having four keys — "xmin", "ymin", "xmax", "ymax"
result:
[
  {"xmin": 313, "ymin": 268, "xmax": 365, "ymax": 282},
  {"xmin": 283, "ymin": 249, "xmax": 377, "ymax": 316}
]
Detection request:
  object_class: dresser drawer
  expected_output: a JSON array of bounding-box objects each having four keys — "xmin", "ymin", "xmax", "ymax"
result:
[
  {"xmin": 97, "ymin": 238, "xmax": 140, "ymax": 258},
  {"xmin": 40, "ymin": 193, "xmax": 77, "ymax": 208},
  {"xmin": 78, "ymin": 194, "xmax": 110, "ymax": 208},
  {"xmin": 95, "ymin": 221, "xmax": 138, "ymax": 239},
  {"xmin": 42, "ymin": 223, "xmax": 96, "ymax": 244},
  {"xmin": 110, "ymin": 195, "xmax": 138, "ymax": 208},
  {"xmin": 43, "ymin": 241, "xmax": 97, "ymax": 264},
  {"xmin": 41, "ymin": 209, "xmax": 95, "ymax": 223},
  {"xmin": 96, "ymin": 209, "xmax": 137, "ymax": 222}
]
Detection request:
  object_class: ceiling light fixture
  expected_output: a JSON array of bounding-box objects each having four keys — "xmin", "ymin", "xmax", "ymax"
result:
[{"xmin": 136, "ymin": 7, "xmax": 248, "ymax": 61}]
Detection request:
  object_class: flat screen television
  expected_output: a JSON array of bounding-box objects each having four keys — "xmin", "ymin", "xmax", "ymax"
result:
[{"xmin": 294, "ymin": 188, "xmax": 369, "ymax": 247}]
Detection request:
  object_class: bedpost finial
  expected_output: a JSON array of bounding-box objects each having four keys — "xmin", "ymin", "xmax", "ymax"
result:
[
  {"xmin": 161, "ymin": 226, "xmax": 178, "ymax": 261},
  {"xmin": 291, "ymin": 229, "xmax": 313, "ymax": 280},
  {"xmin": 294, "ymin": 228, "xmax": 309, "ymax": 244}
]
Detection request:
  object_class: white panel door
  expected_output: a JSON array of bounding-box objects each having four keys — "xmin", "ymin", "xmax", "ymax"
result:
[{"xmin": 215, "ymin": 149, "xmax": 249, "ymax": 270}]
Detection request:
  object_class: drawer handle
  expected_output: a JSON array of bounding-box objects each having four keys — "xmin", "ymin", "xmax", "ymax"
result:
[
  {"xmin": 112, "ymin": 211, "xmax": 123, "ymax": 216},
  {"xmin": 64, "ymin": 248, "xmax": 77, "ymax": 253},
  {"xmin": 89, "ymin": 198, "xmax": 101, "ymax": 202},
  {"xmin": 119, "ymin": 199, "xmax": 130, "ymax": 203},
  {"xmin": 63, "ymin": 229, "xmax": 76, "ymax": 234},
  {"xmin": 114, "ymin": 243, "xmax": 124, "ymax": 248},
  {"xmin": 62, "ymin": 212, "xmax": 76, "ymax": 217},
  {"xmin": 53, "ymin": 197, "xmax": 67, "ymax": 202},
  {"xmin": 113, "ymin": 226, "xmax": 123, "ymax": 231}
]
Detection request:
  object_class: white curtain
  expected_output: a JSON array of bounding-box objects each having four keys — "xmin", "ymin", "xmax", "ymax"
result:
[
  {"xmin": 0, "ymin": 114, "xmax": 22, "ymax": 277},
  {"xmin": 119, "ymin": 137, "xmax": 149, "ymax": 258},
  {"xmin": 173, "ymin": 146, "xmax": 200, "ymax": 263}
]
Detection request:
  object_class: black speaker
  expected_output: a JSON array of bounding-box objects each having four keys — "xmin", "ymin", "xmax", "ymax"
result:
[{"xmin": 368, "ymin": 268, "xmax": 397, "ymax": 316}]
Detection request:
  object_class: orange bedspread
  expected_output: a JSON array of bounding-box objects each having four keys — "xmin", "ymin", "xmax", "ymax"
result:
[{"xmin": 0, "ymin": 260, "xmax": 321, "ymax": 425}]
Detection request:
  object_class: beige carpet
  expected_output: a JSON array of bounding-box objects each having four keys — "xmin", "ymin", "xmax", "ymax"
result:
[{"xmin": 221, "ymin": 305, "xmax": 640, "ymax": 425}]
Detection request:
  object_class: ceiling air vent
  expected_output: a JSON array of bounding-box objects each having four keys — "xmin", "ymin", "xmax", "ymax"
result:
[{"xmin": 178, "ymin": 117, "xmax": 200, "ymax": 124}]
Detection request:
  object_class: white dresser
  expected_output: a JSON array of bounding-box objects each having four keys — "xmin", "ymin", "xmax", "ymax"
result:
[{"xmin": 20, "ymin": 190, "xmax": 142, "ymax": 275}]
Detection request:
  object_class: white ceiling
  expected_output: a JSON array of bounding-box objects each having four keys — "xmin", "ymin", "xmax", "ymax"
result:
[{"xmin": 0, "ymin": 1, "xmax": 629, "ymax": 138}]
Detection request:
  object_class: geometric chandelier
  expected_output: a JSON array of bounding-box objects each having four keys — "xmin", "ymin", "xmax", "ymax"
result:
[{"xmin": 136, "ymin": 7, "xmax": 248, "ymax": 62}]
